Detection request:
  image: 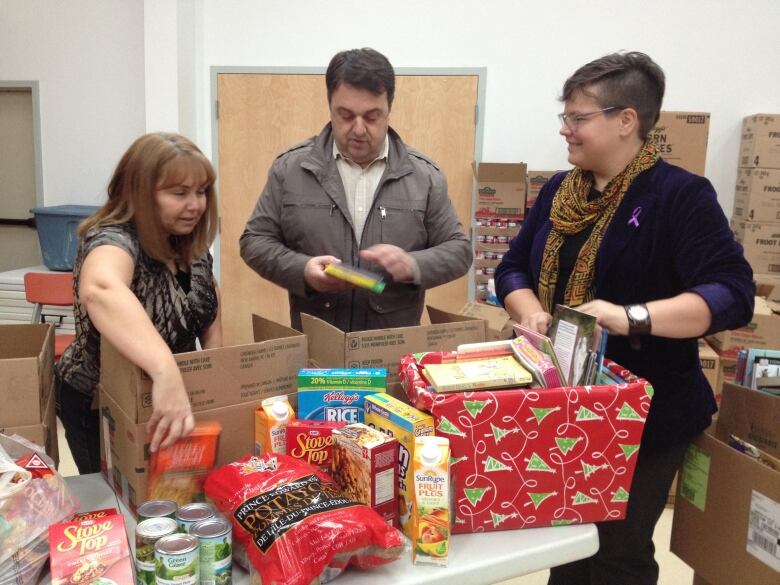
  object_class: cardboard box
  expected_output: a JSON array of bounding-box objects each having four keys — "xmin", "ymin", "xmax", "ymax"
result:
[
  {"xmin": 473, "ymin": 162, "xmax": 527, "ymax": 219},
  {"xmin": 740, "ymin": 114, "xmax": 780, "ymax": 170},
  {"xmin": 668, "ymin": 342, "xmax": 723, "ymax": 507},
  {"xmin": 457, "ymin": 301, "xmax": 515, "ymax": 341},
  {"xmin": 671, "ymin": 384, "xmax": 780, "ymax": 585},
  {"xmin": 0, "ymin": 323, "xmax": 54, "ymax": 428},
  {"xmin": 99, "ymin": 314, "xmax": 309, "ymax": 513},
  {"xmin": 365, "ymin": 393, "xmax": 435, "ymax": 537},
  {"xmin": 301, "ymin": 307, "xmax": 487, "ymax": 386},
  {"xmin": 731, "ymin": 220, "xmax": 780, "ymax": 274},
  {"xmin": 649, "ymin": 111, "xmax": 711, "ymax": 175},
  {"xmin": 99, "ymin": 315, "xmax": 308, "ymax": 423},
  {"xmin": 733, "ymin": 168, "xmax": 780, "ymax": 222},
  {"xmin": 755, "ymin": 272, "xmax": 780, "ymax": 302},
  {"xmin": 100, "ymin": 388, "xmax": 263, "ymax": 514},
  {"xmin": 1, "ymin": 385, "xmax": 59, "ymax": 467},
  {"xmin": 698, "ymin": 340, "xmax": 722, "ymax": 405},
  {"xmin": 706, "ymin": 296, "xmax": 780, "ymax": 358},
  {"xmin": 526, "ymin": 170, "xmax": 559, "ymax": 212}
]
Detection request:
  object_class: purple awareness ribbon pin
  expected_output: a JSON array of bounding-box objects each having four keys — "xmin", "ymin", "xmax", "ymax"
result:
[{"xmin": 628, "ymin": 206, "xmax": 642, "ymax": 228}]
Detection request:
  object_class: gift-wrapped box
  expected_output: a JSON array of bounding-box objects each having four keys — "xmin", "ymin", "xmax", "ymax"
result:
[{"xmin": 400, "ymin": 353, "xmax": 652, "ymax": 533}]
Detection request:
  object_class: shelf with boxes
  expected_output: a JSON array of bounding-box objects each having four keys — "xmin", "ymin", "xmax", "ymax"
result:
[{"xmin": 731, "ymin": 114, "xmax": 780, "ymax": 279}]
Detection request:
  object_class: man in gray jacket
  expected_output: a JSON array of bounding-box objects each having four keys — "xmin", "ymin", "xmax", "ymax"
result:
[{"xmin": 240, "ymin": 48, "xmax": 472, "ymax": 332}]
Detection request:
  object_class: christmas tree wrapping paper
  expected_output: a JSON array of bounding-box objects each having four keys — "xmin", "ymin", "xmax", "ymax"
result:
[{"xmin": 399, "ymin": 353, "xmax": 653, "ymax": 533}]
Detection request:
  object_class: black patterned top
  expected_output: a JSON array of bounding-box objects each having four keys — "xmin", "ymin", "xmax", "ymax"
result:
[{"xmin": 55, "ymin": 223, "xmax": 218, "ymax": 396}]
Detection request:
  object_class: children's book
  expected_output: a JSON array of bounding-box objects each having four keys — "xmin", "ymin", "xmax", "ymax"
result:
[
  {"xmin": 422, "ymin": 355, "xmax": 533, "ymax": 393},
  {"xmin": 548, "ymin": 305, "xmax": 598, "ymax": 386},
  {"xmin": 511, "ymin": 336, "xmax": 563, "ymax": 388},
  {"xmin": 513, "ymin": 324, "xmax": 565, "ymax": 383}
]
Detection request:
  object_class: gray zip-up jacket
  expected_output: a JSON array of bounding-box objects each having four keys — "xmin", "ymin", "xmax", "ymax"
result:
[{"xmin": 240, "ymin": 124, "xmax": 472, "ymax": 332}]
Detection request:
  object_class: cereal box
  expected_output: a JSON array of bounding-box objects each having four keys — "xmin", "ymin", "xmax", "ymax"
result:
[
  {"xmin": 147, "ymin": 421, "xmax": 222, "ymax": 505},
  {"xmin": 286, "ymin": 419, "xmax": 345, "ymax": 472},
  {"xmin": 332, "ymin": 423, "xmax": 399, "ymax": 527},
  {"xmin": 297, "ymin": 368, "xmax": 386, "ymax": 423},
  {"xmin": 365, "ymin": 393, "xmax": 434, "ymax": 536},
  {"xmin": 49, "ymin": 512, "xmax": 134, "ymax": 585}
]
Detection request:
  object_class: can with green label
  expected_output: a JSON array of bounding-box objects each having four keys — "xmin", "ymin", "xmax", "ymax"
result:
[
  {"xmin": 135, "ymin": 517, "xmax": 178, "ymax": 585},
  {"xmin": 137, "ymin": 499, "xmax": 178, "ymax": 522},
  {"xmin": 155, "ymin": 533, "xmax": 199, "ymax": 585},
  {"xmin": 176, "ymin": 502, "xmax": 216, "ymax": 533},
  {"xmin": 191, "ymin": 516, "xmax": 232, "ymax": 585}
]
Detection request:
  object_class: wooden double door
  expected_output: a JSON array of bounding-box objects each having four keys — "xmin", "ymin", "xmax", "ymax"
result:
[{"xmin": 216, "ymin": 71, "xmax": 480, "ymax": 345}]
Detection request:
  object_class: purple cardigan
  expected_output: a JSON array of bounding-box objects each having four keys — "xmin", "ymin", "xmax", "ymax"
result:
[{"xmin": 495, "ymin": 159, "xmax": 755, "ymax": 452}]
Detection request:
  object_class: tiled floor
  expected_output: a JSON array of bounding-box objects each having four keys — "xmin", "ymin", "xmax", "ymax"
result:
[{"xmin": 56, "ymin": 420, "xmax": 692, "ymax": 584}]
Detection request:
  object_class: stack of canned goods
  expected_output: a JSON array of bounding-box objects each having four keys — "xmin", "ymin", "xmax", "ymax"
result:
[{"xmin": 135, "ymin": 500, "xmax": 233, "ymax": 585}]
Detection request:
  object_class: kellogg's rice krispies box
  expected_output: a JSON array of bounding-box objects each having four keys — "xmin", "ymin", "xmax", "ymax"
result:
[
  {"xmin": 297, "ymin": 368, "xmax": 386, "ymax": 423},
  {"xmin": 365, "ymin": 393, "xmax": 435, "ymax": 537},
  {"xmin": 332, "ymin": 423, "xmax": 399, "ymax": 527},
  {"xmin": 286, "ymin": 419, "xmax": 345, "ymax": 472},
  {"xmin": 49, "ymin": 512, "xmax": 134, "ymax": 585}
]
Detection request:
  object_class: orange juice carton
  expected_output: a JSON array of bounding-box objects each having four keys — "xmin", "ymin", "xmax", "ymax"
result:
[
  {"xmin": 332, "ymin": 423, "xmax": 399, "ymax": 527},
  {"xmin": 365, "ymin": 392, "xmax": 434, "ymax": 536},
  {"xmin": 412, "ymin": 436, "xmax": 450, "ymax": 566},
  {"xmin": 286, "ymin": 419, "xmax": 345, "ymax": 472},
  {"xmin": 49, "ymin": 512, "xmax": 134, "ymax": 585},
  {"xmin": 254, "ymin": 395, "xmax": 295, "ymax": 455},
  {"xmin": 297, "ymin": 368, "xmax": 386, "ymax": 423},
  {"xmin": 147, "ymin": 421, "xmax": 222, "ymax": 505}
]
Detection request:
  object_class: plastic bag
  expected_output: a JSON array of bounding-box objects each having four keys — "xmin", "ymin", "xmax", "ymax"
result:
[
  {"xmin": 0, "ymin": 434, "xmax": 80, "ymax": 585},
  {"xmin": 205, "ymin": 454, "xmax": 404, "ymax": 585}
]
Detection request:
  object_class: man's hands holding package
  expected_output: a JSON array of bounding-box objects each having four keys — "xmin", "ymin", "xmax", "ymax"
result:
[{"xmin": 304, "ymin": 245, "xmax": 417, "ymax": 293}]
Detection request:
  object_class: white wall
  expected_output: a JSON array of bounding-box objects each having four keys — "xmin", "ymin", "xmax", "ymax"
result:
[
  {"xmin": 1, "ymin": 0, "xmax": 778, "ymax": 216},
  {"xmin": 0, "ymin": 0, "xmax": 145, "ymax": 206},
  {"xmin": 184, "ymin": 0, "xmax": 779, "ymax": 217}
]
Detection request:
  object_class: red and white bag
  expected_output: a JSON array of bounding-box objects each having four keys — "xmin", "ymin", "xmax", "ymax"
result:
[{"xmin": 204, "ymin": 454, "xmax": 403, "ymax": 585}]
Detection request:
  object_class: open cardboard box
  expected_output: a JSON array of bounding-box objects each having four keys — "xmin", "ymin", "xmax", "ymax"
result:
[
  {"xmin": 671, "ymin": 383, "xmax": 780, "ymax": 585},
  {"xmin": 0, "ymin": 323, "xmax": 59, "ymax": 464},
  {"xmin": 99, "ymin": 314, "xmax": 308, "ymax": 512},
  {"xmin": 301, "ymin": 306, "xmax": 487, "ymax": 389}
]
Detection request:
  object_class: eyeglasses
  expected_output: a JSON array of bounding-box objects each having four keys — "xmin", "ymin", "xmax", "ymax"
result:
[{"xmin": 558, "ymin": 106, "xmax": 621, "ymax": 131}]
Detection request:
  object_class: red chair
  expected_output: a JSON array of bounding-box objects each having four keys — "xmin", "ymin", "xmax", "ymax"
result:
[{"xmin": 24, "ymin": 272, "xmax": 76, "ymax": 360}]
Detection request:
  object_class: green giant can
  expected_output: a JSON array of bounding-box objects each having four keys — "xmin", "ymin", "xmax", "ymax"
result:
[
  {"xmin": 154, "ymin": 533, "xmax": 199, "ymax": 585},
  {"xmin": 176, "ymin": 502, "xmax": 216, "ymax": 533},
  {"xmin": 190, "ymin": 516, "xmax": 232, "ymax": 585},
  {"xmin": 136, "ymin": 516, "xmax": 178, "ymax": 585}
]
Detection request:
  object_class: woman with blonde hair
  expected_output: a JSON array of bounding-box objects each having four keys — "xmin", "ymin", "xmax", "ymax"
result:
[{"xmin": 55, "ymin": 132, "xmax": 222, "ymax": 474}]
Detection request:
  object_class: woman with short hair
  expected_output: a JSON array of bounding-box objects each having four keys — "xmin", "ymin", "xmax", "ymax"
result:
[{"xmin": 496, "ymin": 52, "xmax": 754, "ymax": 584}]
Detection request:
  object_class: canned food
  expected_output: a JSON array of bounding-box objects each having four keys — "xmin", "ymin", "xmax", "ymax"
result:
[
  {"xmin": 176, "ymin": 502, "xmax": 216, "ymax": 533},
  {"xmin": 507, "ymin": 220, "xmax": 518, "ymax": 228},
  {"xmin": 494, "ymin": 220, "xmax": 506, "ymax": 228},
  {"xmin": 191, "ymin": 517, "xmax": 232, "ymax": 585},
  {"xmin": 496, "ymin": 235, "xmax": 509, "ymax": 244},
  {"xmin": 475, "ymin": 251, "xmax": 485, "ymax": 259},
  {"xmin": 155, "ymin": 533, "xmax": 199, "ymax": 585},
  {"xmin": 484, "ymin": 267, "xmax": 496, "ymax": 275},
  {"xmin": 136, "ymin": 517, "xmax": 178, "ymax": 585},
  {"xmin": 476, "ymin": 235, "xmax": 486, "ymax": 243},
  {"xmin": 138, "ymin": 499, "xmax": 178, "ymax": 522}
]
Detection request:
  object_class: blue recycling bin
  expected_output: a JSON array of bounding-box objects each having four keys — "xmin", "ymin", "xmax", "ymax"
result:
[{"xmin": 30, "ymin": 205, "xmax": 99, "ymax": 271}]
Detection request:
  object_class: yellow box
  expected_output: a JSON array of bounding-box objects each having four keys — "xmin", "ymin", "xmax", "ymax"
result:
[{"xmin": 365, "ymin": 393, "xmax": 434, "ymax": 537}]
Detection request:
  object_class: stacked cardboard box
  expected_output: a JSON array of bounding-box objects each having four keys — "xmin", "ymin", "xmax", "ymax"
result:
[
  {"xmin": 649, "ymin": 111, "xmax": 711, "ymax": 175},
  {"xmin": 732, "ymin": 115, "xmax": 780, "ymax": 278},
  {"xmin": 0, "ymin": 324, "xmax": 58, "ymax": 465},
  {"xmin": 472, "ymin": 162, "xmax": 527, "ymax": 303},
  {"xmin": 671, "ymin": 383, "xmax": 780, "ymax": 585}
]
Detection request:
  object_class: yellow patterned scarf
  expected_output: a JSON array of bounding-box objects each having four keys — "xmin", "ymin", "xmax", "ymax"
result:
[{"xmin": 538, "ymin": 141, "xmax": 659, "ymax": 312}]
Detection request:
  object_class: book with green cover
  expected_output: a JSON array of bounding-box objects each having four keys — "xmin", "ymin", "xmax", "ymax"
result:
[{"xmin": 423, "ymin": 355, "xmax": 533, "ymax": 393}]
